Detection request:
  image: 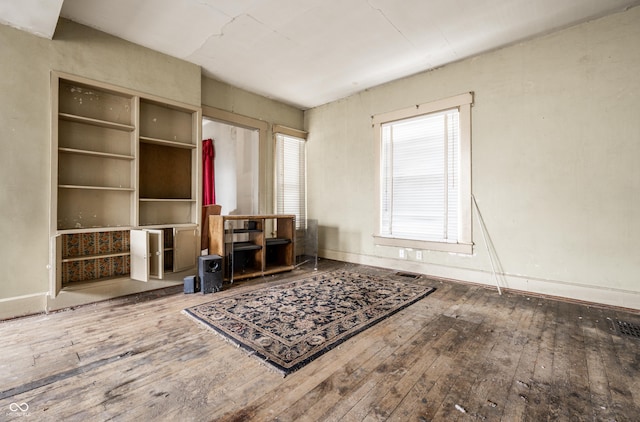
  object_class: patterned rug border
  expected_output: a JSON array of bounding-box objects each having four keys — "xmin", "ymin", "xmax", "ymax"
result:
[
  {"xmin": 184, "ymin": 269, "xmax": 436, "ymax": 376},
  {"xmin": 182, "ymin": 308, "xmax": 284, "ymax": 374}
]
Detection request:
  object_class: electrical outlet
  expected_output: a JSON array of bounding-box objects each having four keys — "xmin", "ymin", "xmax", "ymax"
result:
[
  {"xmin": 416, "ymin": 251, "xmax": 423, "ymax": 260},
  {"xmin": 398, "ymin": 249, "xmax": 405, "ymax": 259}
]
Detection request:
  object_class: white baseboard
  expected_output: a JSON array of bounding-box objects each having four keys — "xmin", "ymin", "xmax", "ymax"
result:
[
  {"xmin": 0, "ymin": 292, "xmax": 48, "ymax": 320},
  {"xmin": 321, "ymin": 249, "xmax": 640, "ymax": 311},
  {"xmin": 46, "ymin": 277, "xmax": 183, "ymax": 312},
  {"xmin": 1, "ymin": 274, "xmax": 187, "ymax": 319}
]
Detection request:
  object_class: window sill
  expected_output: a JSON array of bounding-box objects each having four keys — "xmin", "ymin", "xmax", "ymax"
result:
[{"xmin": 373, "ymin": 235, "xmax": 473, "ymax": 255}]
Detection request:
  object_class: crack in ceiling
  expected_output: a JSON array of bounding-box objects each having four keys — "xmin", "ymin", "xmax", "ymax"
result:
[{"xmin": 366, "ymin": 0, "xmax": 414, "ymax": 50}]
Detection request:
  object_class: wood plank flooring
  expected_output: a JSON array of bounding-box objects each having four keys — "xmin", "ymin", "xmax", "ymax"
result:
[{"xmin": 1, "ymin": 259, "xmax": 639, "ymax": 421}]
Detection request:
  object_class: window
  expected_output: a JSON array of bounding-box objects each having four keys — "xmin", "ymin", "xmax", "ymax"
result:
[
  {"xmin": 274, "ymin": 126, "xmax": 307, "ymax": 229},
  {"xmin": 373, "ymin": 93, "xmax": 473, "ymax": 254}
]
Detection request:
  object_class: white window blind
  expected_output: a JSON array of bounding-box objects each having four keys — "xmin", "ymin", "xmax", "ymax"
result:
[
  {"xmin": 275, "ymin": 133, "xmax": 306, "ymax": 228},
  {"xmin": 380, "ymin": 108, "xmax": 460, "ymax": 243}
]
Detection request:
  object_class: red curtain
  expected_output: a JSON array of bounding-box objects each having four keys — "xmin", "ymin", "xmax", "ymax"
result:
[{"xmin": 202, "ymin": 138, "xmax": 215, "ymax": 205}]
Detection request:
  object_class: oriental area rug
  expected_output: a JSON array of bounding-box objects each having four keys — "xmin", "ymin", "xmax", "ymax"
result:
[{"xmin": 184, "ymin": 269, "xmax": 435, "ymax": 376}]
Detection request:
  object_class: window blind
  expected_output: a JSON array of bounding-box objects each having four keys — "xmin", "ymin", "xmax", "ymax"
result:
[
  {"xmin": 275, "ymin": 133, "xmax": 306, "ymax": 229},
  {"xmin": 380, "ymin": 108, "xmax": 460, "ymax": 243}
]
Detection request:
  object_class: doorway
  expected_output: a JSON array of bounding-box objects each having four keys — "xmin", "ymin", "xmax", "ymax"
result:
[{"xmin": 202, "ymin": 118, "xmax": 259, "ymax": 215}]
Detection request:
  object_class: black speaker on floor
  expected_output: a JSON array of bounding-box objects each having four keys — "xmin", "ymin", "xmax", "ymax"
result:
[
  {"xmin": 183, "ymin": 275, "xmax": 199, "ymax": 294},
  {"xmin": 198, "ymin": 254, "xmax": 223, "ymax": 294}
]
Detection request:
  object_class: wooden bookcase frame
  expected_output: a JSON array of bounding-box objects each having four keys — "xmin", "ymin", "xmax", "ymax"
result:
[{"xmin": 49, "ymin": 71, "xmax": 201, "ymax": 296}]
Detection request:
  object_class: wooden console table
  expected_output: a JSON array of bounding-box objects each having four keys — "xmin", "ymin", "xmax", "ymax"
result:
[{"xmin": 208, "ymin": 214, "xmax": 295, "ymax": 281}]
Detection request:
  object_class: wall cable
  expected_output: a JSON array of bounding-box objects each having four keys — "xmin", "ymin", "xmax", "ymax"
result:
[{"xmin": 472, "ymin": 194, "xmax": 502, "ymax": 295}]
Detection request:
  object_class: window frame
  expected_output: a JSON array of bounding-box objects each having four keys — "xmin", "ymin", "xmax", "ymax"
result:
[
  {"xmin": 373, "ymin": 93, "xmax": 473, "ymax": 254},
  {"xmin": 273, "ymin": 124, "xmax": 308, "ymax": 229}
]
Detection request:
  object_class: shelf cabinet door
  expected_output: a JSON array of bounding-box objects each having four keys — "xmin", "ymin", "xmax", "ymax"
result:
[
  {"xmin": 147, "ymin": 229, "xmax": 164, "ymax": 279},
  {"xmin": 130, "ymin": 229, "xmax": 149, "ymax": 282},
  {"xmin": 51, "ymin": 235, "xmax": 63, "ymax": 297},
  {"xmin": 130, "ymin": 229, "xmax": 164, "ymax": 281},
  {"xmin": 173, "ymin": 227, "xmax": 197, "ymax": 272}
]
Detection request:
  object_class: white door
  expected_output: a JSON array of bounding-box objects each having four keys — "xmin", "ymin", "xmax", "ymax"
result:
[
  {"xmin": 173, "ymin": 227, "xmax": 197, "ymax": 272},
  {"xmin": 147, "ymin": 229, "xmax": 164, "ymax": 279},
  {"xmin": 130, "ymin": 229, "xmax": 149, "ymax": 282},
  {"xmin": 131, "ymin": 229, "xmax": 165, "ymax": 281},
  {"xmin": 51, "ymin": 235, "xmax": 62, "ymax": 297}
]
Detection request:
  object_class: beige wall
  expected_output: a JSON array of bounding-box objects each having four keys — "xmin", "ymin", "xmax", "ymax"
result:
[
  {"xmin": 305, "ymin": 7, "xmax": 640, "ymax": 309},
  {"xmin": 202, "ymin": 76, "xmax": 303, "ymax": 130}
]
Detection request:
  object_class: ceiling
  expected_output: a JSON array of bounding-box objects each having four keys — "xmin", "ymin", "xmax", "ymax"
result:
[{"xmin": 2, "ymin": 0, "xmax": 639, "ymax": 109}]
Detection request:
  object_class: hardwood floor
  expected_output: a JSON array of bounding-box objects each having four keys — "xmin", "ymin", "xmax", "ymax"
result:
[{"xmin": 1, "ymin": 259, "xmax": 639, "ymax": 421}]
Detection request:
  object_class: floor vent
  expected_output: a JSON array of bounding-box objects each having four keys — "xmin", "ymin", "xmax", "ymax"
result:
[
  {"xmin": 395, "ymin": 272, "xmax": 421, "ymax": 279},
  {"xmin": 616, "ymin": 320, "xmax": 640, "ymax": 339}
]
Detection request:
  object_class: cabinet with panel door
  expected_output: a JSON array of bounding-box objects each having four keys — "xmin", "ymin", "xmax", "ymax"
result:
[{"xmin": 51, "ymin": 72, "xmax": 201, "ymax": 293}]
